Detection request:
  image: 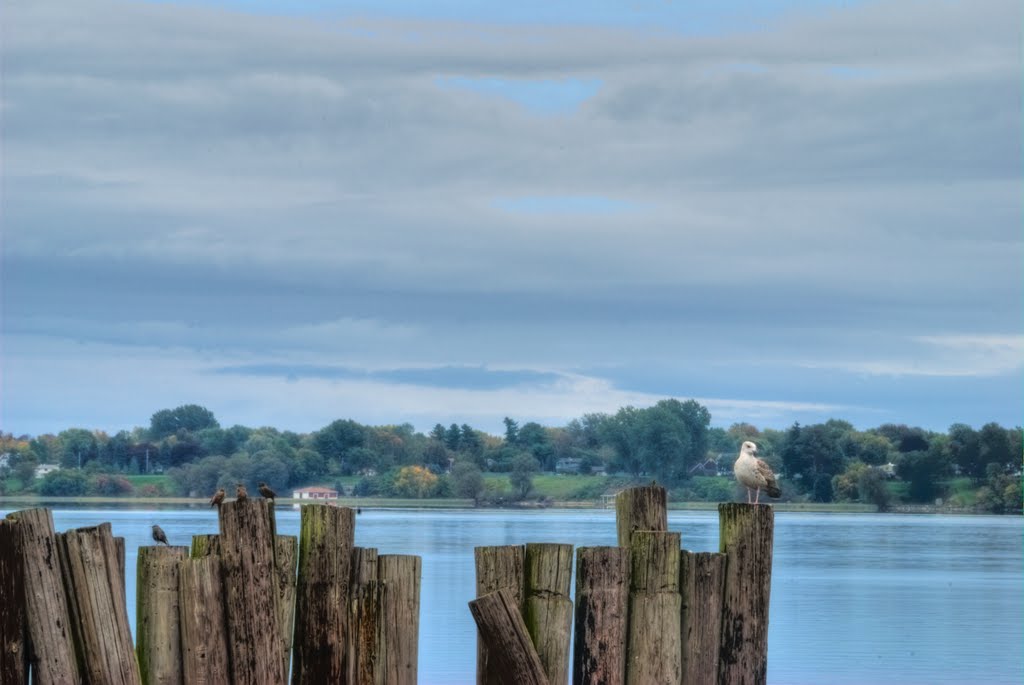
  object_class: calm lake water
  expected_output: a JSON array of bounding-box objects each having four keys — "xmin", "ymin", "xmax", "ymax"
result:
[{"xmin": 3, "ymin": 506, "xmax": 1020, "ymax": 685}]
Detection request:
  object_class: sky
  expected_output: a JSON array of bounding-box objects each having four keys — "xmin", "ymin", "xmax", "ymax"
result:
[{"xmin": 1, "ymin": 0, "xmax": 1021, "ymax": 438}]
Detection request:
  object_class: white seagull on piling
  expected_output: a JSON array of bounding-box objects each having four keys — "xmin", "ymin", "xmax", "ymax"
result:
[{"xmin": 734, "ymin": 441, "xmax": 781, "ymax": 504}]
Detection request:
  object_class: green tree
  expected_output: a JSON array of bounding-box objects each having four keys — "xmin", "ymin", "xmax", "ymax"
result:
[
  {"xmin": 857, "ymin": 468, "xmax": 892, "ymax": 512},
  {"xmin": 503, "ymin": 417, "xmax": 520, "ymax": 446},
  {"xmin": 450, "ymin": 462, "xmax": 485, "ymax": 505},
  {"xmin": 518, "ymin": 422, "xmax": 554, "ymax": 471},
  {"xmin": 314, "ymin": 419, "xmax": 366, "ymax": 468},
  {"xmin": 149, "ymin": 404, "xmax": 219, "ymax": 440},
  {"xmin": 948, "ymin": 424, "xmax": 983, "ymax": 480},
  {"xmin": 459, "ymin": 424, "xmax": 484, "ymax": 458},
  {"xmin": 979, "ymin": 423, "xmax": 1012, "ymax": 473},
  {"xmin": 509, "ymin": 454, "xmax": 539, "ymax": 500},
  {"xmin": 58, "ymin": 428, "xmax": 98, "ymax": 469},
  {"xmin": 445, "ymin": 424, "xmax": 462, "ymax": 451},
  {"xmin": 895, "ymin": 441, "xmax": 950, "ymax": 503},
  {"xmin": 38, "ymin": 469, "xmax": 88, "ymax": 496}
]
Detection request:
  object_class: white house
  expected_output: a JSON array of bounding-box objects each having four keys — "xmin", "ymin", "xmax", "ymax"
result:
[
  {"xmin": 35, "ymin": 463, "xmax": 61, "ymax": 479},
  {"xmin": 291, "ymin": 486, "xmax": 339, "ymax": 500}
]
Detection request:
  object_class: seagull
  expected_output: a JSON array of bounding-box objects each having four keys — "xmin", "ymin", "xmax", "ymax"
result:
[
  {"xmin": 209, "ymin": 487, "xmax": 226, "ymax": 508},
  {"xmin": 734, "ymin": 441, "xmax": 781, "ymax": 505},
  {"xmin": 236, "ymin": 483, "xmax": 248, "ymax": 501},
  {"xmin": 151, "ymin": 524, "xmax": 170, "ymax": 545},
  {"xmin": 258, "ymin": 482, "xmax": 276, "ymax": 503}
]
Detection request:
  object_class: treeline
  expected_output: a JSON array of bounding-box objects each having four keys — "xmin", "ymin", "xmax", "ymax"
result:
[{"xmin": 0, "ymin": 401, "xmax": 1020, "ymax": 512}]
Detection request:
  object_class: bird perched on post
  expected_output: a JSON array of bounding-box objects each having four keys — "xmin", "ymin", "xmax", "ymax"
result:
[
  {"xmin": 258, "ymin": 482, "xmax": 276, "ymax": 503},
  {"xmin": 733, "ymin": 441, "xmax": 781, "ymax": 505},
  {"xmin": 209, "ymin": 487, "xmax": 226, "ymax": 508},
  {"xmin": 151, "ymin": 524, "xmax": 170, "ymax": 545},
  {"xmin": 236, "ymin": 483, "xmax": 248, "ymax": 501}
]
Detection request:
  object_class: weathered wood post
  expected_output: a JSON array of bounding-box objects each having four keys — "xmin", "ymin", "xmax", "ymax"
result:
[
  {"xmin": 615, "ymin": 485, "xmax": 667, "ymax": 547},
  {"xmin": 626, "ymin": 530, "xmax": 682, "ymax": 685},
  {"xmin": 469, "ymin": 589, "xmax": 549, "ymax": 685},
  {"xmin": 717, "ymin": 503, "xmax": 774, "ymax": 685},
  {"xmin": 291, "ymin": 504, "xmax": 355, "ymax": 684},
  {"xmin": 189, "ymin": 534, "xmax": 220, "ymax": 559},
  {"xmin": 178, "ymin": 556, "xmax": 231, "ymax": 685},
  {"xmin": 523, "ymin": 543, "xmax": 573, "ymax": 685},
  {"xmin": 0, "ymin": 518, "xmax": 28, "ymax": 685},
  {"xmin": 57, "ymin": 523, "xmax": 141, "ymax": 685},
  {"xmin": 573, "ymin": 546, "xmax": 629, "ymax": 685},
  {"xmin": 377, "ymin": 554, "xmax": 422, "ymax": 685},
  {"xmin": 680, "ymin": 551, "xmax": 726, "ymax": 685},
  {"xmin": 5, "ymin": 509, "xmax": 80, "ymax": 685},
  {"xmin": 115, "ymin": 536, "xmax": 127, "ymax": 590},
  {"xmin": 274, "ymin": 536, "xmax": 298, "ymax": 679},
  {"xmin": 474, "ymin": 545, "xmax": 525, "ymax": 685},
  {"xmin": 137, "ymin": 546, "xmax": 188, "ymax": 685},
  {"xmin": 218, "ymin": 498, "xmax": 286, "ymax": 685},
  {"xmin": 348, "ymin": 547, "xmax": 380, "ymax": 685}
]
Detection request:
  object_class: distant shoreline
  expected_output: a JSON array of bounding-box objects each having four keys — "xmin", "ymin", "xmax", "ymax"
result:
[{"xmin": 1, "ymin": 494, "xmax": 1016, "ymax": 515}]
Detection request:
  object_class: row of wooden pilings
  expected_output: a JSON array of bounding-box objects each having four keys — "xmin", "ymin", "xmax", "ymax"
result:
[
  {"xmin": 0, "ymin": 500, "xmax": 421, "ymax": 685},
  {"xmin": 0, "ymin": 486, "xmax": 772, "ymax": 685},
  {"xmin": 469, "ymin": 487, "xmax": 774, "ymax": 685}
]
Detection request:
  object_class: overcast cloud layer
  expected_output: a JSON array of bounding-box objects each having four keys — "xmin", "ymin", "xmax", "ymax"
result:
[{"xmin": 2, "ymin": 0, "xmax": 1021, "ymax": 436}]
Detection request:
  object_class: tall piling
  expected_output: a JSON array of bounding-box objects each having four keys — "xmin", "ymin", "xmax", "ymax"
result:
[
  {"xmin": 0, "ymin": 518, "xmax": 28, "ymax": 685},
  {"xmin": 523, "ymin": 543, "xmax": 573, "ymax": 685},
  {"xmin": 615, "ymin": 485, "xmax": 667, "ymax": 547},
  {"xmin": 626, "ymin": 530, "xmax": 682, "ymax": 685},
  {"xmin": 572, "ymin": 546, "xmax": 628, "ymax": 685},
  {"xmin": 377, "ymin": 554, "xmax": 422, "ymax": 685},
  {"xmin": 178, "ymin": 556, "xmax": 231, "ymax": 685},
  {"xmin": 348, "ymin": 547, "xmax": 380, "ymax": 685},
  {"xmin": 717, "ymin": 503, "xmax": 774, "ymax": 685},
  {"xmin": 680, "ymin": 551, "xmax": 726, "ymax": 685},
  {"xmin": 474, "ymin": 545, "xmax": 526, "ymax": 685}
]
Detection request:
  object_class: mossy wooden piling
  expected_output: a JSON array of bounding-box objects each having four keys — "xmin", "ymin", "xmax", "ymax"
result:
[
  {"xmin": 572, "ymin": 546, "xmax": 628, "ymax": 685},
  {"xmin": 615, "ymin": 484, "xmax": 667, "ymax": 547},
  {"xmin": 523, "ymin": 543, "xmax": 573, "ymax": 685},
  {"xmin": 469, "ymin": 588, "xmax": 550, "ymax": 685},
  {"xmin": 626, "ymin": 530, "xmax": 682, "ymax": 685},
  {"xmin": 57, "ymin": 523, "xmax": 140, "ymax": 685},
  {"xmin": 178, "ymin": 556, "xmax": 231, "ymax": 685},
  {"xmin": 273, "ymin": 535, "xmax": 298, "ymax": 678},
  {"xmin": 136, "ymin": 545, "xmax": 187, "ymax": 685},
  {"xmin": 680, "ymin": 551, "xmax": 726, "ymax": 685},
  {"xmin": 377, "ymin": 554, "xmax": 422, "ymax": 685},
  {"xmin": 0, "ymin": 517, "xmax": 28, "ymax": 685},
  {"xmin": 718, "ymin": 503, "xmax": 774, "ymax": 685},
  {"xmin": 290, "ymin": 503, "xmax": 355, "ymax": 684},
  {"xmin": 5, "ymin": 508, "xmax": 80, "ymax": 685}
]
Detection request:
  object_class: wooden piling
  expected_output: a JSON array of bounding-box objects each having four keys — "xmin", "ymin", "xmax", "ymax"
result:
[
  {"xmin": 469, "ymin": 589, "xmax": 549, "ymax": 685},
  {"xmin": 573, "ymin": 546, "xmax": 628, "ymax": 685},
  {"xmin": 274, "ymin": 535, "xmax": 298, "ymax": 679},
  {"xmin": 5, "ymin": 509, "xmax": 80, "ymax": 685},
  {"xmin": 377, "ymin": 554, "xmax": 421, "ymax": 685},
  {"xmin": 0, "ymin": 518, "xmax": 28, "ymax": 685},
  {"xmin": 291, "ymin": 504, "xmax": 355, "ymax": 685},
  {"xmin": 626, "ymin": 530, "xmax": 682, "ymax": 685},
  {"xmin": 137, "ymin": 546, "xmax": 188, "ymax": 685},
  {"xmin": 680, "ymin": 551, "xmax": 726, "ymax": 685},
  {"xmin": 615, "ymin": 485, "xmax": 667, "ymax": 547},
  {"xmin": 523, "ymin": 543, "xmax": 573, "ymax": 685},
  {"xmin": 57, "ymin": 523, "xmax": 140, "ymax": 685},
  {"xmin": 348, "ymin": 547, "xmax": 380, "ymax": 685},
  {"xmin": 474, "ymin": 545, "xmax": 526, "ymax": 685},
  {"xmin": 115, "ymin": 536, "xmax": 127, "ymax": 590},
  {"xmin": 218, "ymin": 498, "xmax": 286, "ymax": 685},
  {"xmin": 189, "ymin": 534, "xmax": 220, "ymax": 559},
  {"xmin": 717, "ymin": 503, "xmax": 773, "ymax": 685},
  {"xmin": 178, "ymin": 556, "xmax": 231, "ymax": 685}
]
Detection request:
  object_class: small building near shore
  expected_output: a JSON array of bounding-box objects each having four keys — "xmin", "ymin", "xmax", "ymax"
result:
[
  {"xmin": 34, "ymin": 463, "xmax": 61, "ymax": 479},
  {"xmin": 291, "ymin": 485, "xmax": 339, "ymax": 500}
]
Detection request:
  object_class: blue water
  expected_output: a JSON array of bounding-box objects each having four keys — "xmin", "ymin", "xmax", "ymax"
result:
[{"xmin": 3, "ymin": 506, "xmax": 1020, "ymax": 685}]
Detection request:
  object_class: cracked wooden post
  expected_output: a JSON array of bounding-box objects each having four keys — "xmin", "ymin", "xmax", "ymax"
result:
[
  {"xmin": 348, "ymin": 547, "xmax": 380, "ymax": 685},
  {"xmin": 218, "ymin": 498, "xmax": 285, "ymax": 684},
  {"xmin": 377, "ymin": 554, "xmax": 421, "ymax": 685},
  {"xmin": 290, "ymin": 504, "xmax": 355, "ymax": 684},
  {"xmin": 137, "ymin": 545, "xmax": 188, "ymax": 685},
  {"xmin": 717, "ymin": 503, "xmax": 773, "ymax": 685},
  {"xmin": 178, "ymin": 556, "xmax": 231, "ymax": 685},
  {"xmin": 573, "ymin": 546, "xmax": 628, "ymax": 685},
  {"xmin": 57, "ymin": 523, "xmax": 140, "ymax": 685},
  {"xmin": 474, "ymin": 545, "xmax": 525, "ymax": 685},
  {"xmin": 189, "ymin": 534, "xmax": 220, "ymax": 559},
  {"xmin": 615, "ymin": 485, "xmax": 667, "ymax": 547},
  {"xmin": 680, "ymin": 551, "xmax": 726, "ymax": 685},
  {"xmin": 5, "ymin": 509, "xmax": 80, "ymax": 685},
  {"xmin": 0, "ymin": 518, "xmax": 28, "ymax": 685},
  {"xmin": 274, "ymin": 536, "xmax": 298, "ymax": 679},
  {"xmin": 469, "ymin": 589, "xmax": 549, "ymax": 685},
  {"xmin": 523, "ymin": 543, "xmax": 573, "ymax": 685},
  {"xmin": 626, "ymin": 530, "xmax": 681, "ymax": 685}
]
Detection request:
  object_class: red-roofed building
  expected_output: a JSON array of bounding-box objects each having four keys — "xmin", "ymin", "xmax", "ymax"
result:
[{"xmin": 291, "ymin": 486, "xmax": 339, "ymax": 500}]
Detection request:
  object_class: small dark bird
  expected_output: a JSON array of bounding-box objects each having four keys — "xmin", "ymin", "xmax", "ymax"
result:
[
  {"xmin": 151, "ymin": 524, "xmax": 169, "ymax": 546},
  {"xmin": 209, "ymin": 487, "xmax": 226, "ymax": 508},
  {"xmin": 258, "ymin": 482, "xmax": 276, "ymax": 503},
  {"xmin": 236, "ymin": 483, "xmax": 248, "ymax": 501}
]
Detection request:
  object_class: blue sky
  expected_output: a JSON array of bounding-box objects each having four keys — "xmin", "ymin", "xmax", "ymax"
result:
[{"xmin": 2, "ymin": 0, "xmax": 1021, "ymax": 437}]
